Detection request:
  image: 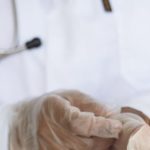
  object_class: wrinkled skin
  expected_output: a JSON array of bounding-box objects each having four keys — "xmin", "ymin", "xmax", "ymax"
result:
[
  {"xmin": 114, "ymin": 107, "xmax": 150, "ymax": 150},
  {"xmin": 37, "ymin": 90, "xmax": 123, "ymax": 150},
  {"xmin": 50, "ymin": 91, "xmax": 150, "ymax": 150},
  {"xmin": 43, "ymin": 91, "xmax": 150, "ymax": 150},
  {"xmin": 10, "ymin": 90, "xmax": 150, "ymax": 150}
]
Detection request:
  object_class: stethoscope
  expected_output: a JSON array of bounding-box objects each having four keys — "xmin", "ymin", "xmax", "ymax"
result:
[
  {"xmin": 0, "ymin": 0, "xmax": 112, "ymax": 59},
  {"xmin": 0, "ymin": 0, "xmax": 42, "ymax": 59}
]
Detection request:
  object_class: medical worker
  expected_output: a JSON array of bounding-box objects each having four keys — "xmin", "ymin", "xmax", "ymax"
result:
[{"xmin": 0, "ymin": 0, "xmax": 150, "ymax": 114}]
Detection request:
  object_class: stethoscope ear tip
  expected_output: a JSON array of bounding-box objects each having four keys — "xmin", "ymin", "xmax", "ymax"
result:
[
  {"xmin": 0, "ymin": 37, "xmax": 42, "ymax": 57},
  {"xmin": 25, "ymin": 37, "xmax": 42, "ymax": 50}
]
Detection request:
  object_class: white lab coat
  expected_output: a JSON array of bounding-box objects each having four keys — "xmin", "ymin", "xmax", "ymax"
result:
[{"xmin": 0, "ymin": 0, "xmax": 150, "ymax": 111}]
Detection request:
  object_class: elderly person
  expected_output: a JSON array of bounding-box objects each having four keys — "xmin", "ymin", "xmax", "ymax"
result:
[{"xmin": 1, "ymin": 90, "xmax": 149, "ymax": 150}]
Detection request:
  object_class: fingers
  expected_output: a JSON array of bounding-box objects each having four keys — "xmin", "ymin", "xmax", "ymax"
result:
[
  {"xmin": 67, "ymin": 106, "xmax": 122, "ymax": 138},
  {"xmin": 52, "ymin": 90, "xmax": 111, "ymax": 117},
  {"xmin": 42, "ymin": 94, "xmax": 122, "ymax": 139},
  {"xmin": 87, "ymin": 117, "xmax": 122, "ymax": 138}
]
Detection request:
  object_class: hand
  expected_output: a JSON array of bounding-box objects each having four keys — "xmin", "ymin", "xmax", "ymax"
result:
[
  {"xmin": 37, "ymin": 90, "xmax": 122, "ymax": 150},
  {"xmin": 10, "ymin": 90, "xmax": 122, "ymax": 150}
]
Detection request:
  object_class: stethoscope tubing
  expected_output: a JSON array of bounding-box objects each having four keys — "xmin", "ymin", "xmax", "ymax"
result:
[{"xmin": 0, "ymin": 0, "xmax": 42, "ymax": 58}]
